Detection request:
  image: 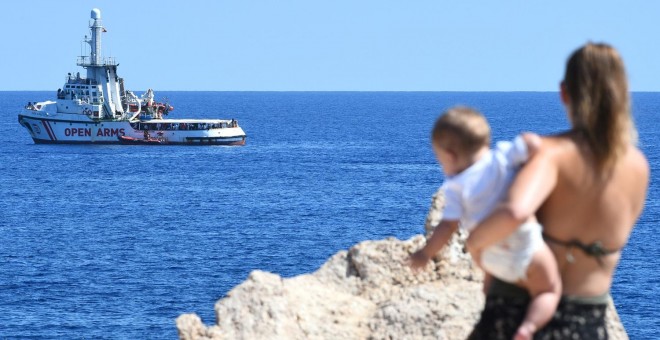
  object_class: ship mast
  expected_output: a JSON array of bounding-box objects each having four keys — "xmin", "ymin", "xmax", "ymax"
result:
[
  {"xmin": 78, "ymin": 8, "xmax": 124, "ymax": 118},
  {"xmin": 90, "ymin": 8, "xmax": 102, "ymax": 65}
]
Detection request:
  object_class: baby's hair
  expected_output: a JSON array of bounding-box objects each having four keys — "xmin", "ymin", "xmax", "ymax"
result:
[{"xmin": 431, "ymin": 106, "xmax": 491, "ymax": 156}]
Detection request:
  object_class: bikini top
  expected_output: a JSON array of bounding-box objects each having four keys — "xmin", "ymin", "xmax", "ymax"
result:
[{"xmin": 542, "ymin": 232, "xmax": 621, "ymax": 266}]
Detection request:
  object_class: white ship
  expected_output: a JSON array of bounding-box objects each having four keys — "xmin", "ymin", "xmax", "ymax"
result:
[{"xmin": 18, "ymin": 8, "xmax": 246, "ymax": 146}]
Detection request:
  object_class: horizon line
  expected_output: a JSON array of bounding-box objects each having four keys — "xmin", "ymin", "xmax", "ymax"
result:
[{"xmin": 3, "ymin": 89, "xmax": 660, "ymax": 93}]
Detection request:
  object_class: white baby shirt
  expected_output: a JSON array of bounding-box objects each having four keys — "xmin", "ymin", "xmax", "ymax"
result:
[
  {"xmin": 440, "ymin": 135, "xmax": 544, "ymax": 282},
  {"xmin": 440, "ymin": 135, "xmax": 529, "ymax": 231}
]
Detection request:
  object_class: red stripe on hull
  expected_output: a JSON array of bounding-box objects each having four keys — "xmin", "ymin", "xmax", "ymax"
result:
[
  {"xmin": 41, "ymin": 121, "xmax": 55, "ymax": 141},
  {"xmin": 41, "ymin": 120, "xmax": 57, "ymax": 141}
]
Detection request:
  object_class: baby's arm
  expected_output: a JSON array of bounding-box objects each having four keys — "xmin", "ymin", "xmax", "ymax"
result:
[
  {"xmin": 521, "ymin": 132, "xmax": 542, "ymax": 158},
  {"xmin": 409, "ymin": 219, "xmax": 459, "ymax": 270}
]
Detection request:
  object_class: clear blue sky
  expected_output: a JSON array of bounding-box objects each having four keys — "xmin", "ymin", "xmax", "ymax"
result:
[{"xmin": 2, "ymin": 0, "xmax": 659, "ymax": 91}]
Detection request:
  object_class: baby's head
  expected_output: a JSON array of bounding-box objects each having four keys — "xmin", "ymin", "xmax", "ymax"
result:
[{"xmin": 431, "ymin": 106, "xmax": 491, "ymax": 176}]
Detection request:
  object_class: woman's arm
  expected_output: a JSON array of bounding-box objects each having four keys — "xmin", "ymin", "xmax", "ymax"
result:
[{"xmin": 466, "ymin": 147, "xmax": 559, "ymax": 253}]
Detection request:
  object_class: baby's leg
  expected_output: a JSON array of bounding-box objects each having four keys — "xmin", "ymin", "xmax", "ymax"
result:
[{"xmin": 515, "ymin": 243, "xmax": 561, "ymax": 340}]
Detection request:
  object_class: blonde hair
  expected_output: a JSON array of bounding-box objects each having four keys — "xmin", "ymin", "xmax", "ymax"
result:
[
  {"xmin": 431, "ymin": 106, "xmax": 491, "ymax": 156},
  {"xmin": 563, "ymin": 43, "xmax": 637, "ymax": 171}
]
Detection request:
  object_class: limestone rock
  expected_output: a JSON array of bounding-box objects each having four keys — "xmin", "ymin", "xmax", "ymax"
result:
[
  {"xmin": 212, "ymin": 270, "xmax": 374, "ymax": 339},
  {"xmin": 176, "ymin": 189, "xmax": 629, "ymax": 340},
  {"xmin": 176, "ymin": 313, "xmax": 221, "ymax": 340}
]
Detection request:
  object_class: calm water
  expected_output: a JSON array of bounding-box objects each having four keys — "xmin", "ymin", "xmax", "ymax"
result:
[{"xmin": 1, "ymin": 92, "xmax": 658, "ymax": 338}]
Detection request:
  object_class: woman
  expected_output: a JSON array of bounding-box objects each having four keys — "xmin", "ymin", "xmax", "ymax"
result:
[{"xmin": 465, "ymin": 43, "xmax": 649, "ymax": 339}]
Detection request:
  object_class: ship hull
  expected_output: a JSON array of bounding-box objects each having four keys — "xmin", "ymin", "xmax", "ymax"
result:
[
  {"xmin": 18, "ymin": 113, "xmax": 246, "ymax": 146},
  {"xmin": 32, "ymin": 138, "xmax": 246, "ymax": 146}
]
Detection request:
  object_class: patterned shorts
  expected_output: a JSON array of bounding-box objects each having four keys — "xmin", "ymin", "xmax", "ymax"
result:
[{"xmin": 468, "ymin": 280, "xmax": 608, "ymax": 340}]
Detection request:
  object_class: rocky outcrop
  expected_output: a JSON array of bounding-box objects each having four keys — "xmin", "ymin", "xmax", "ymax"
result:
[{"xmin": 176, "ymin": 190, "xmax": 628, "ymax": 340}]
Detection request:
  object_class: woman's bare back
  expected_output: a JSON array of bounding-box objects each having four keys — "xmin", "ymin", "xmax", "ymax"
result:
[{"xmin": 536, "ymin": 132, "xmax": 649, "ymax": 296}]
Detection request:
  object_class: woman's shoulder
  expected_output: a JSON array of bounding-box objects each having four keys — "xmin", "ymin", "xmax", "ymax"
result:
[
  {"xmin": 624, "ymin": 145, "xmax": 650, "ymax": 218},
  {"xmin": 623, "ymin": 145, "xmax": 650, "ymax": 180},
  {"xmin": 627, "ymin": 143, "xmax": 648, "ymax": 162},
  {"xmin": 536, "ymin": 131, "xmax": 580, "ymax": 156}
]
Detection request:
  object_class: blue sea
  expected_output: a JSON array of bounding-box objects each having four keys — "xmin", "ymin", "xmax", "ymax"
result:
[{"xmin": 1, "ymin": 91, "xmax": 658, "ymax": 339}]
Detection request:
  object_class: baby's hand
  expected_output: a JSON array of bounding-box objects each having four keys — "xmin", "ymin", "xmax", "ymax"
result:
[
  {"xmin": 521, "ymin": 132, "xmax": 542, "ymax": 157},
  {"xmin": 407, "ymin": 250, "xmax": 431, "ymax": 272}
]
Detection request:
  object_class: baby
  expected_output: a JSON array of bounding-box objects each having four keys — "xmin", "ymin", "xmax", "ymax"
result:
[{"xmin": 409, "ymin": 106, "xmax": 560, "ymax": 340}]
